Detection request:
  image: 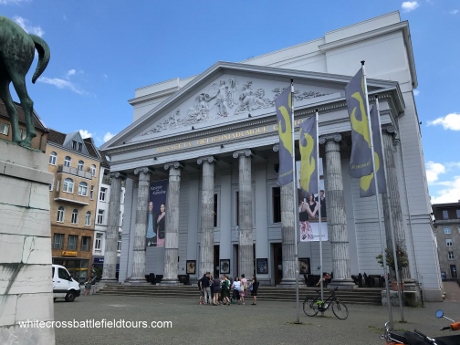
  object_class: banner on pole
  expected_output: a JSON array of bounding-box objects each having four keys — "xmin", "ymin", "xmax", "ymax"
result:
[
  {"xmin": 360, "ymin": 104, "xmax": 386, "ymax": 197},
  {"xmin": 146, "ymin": 180, "xmax": 168, "ymax": 247},
  {"xmin": 345, "ymin": 68, "xmax": 373, "ymax": 178},
  {"xmin": 299, "ymin": 115, "xmax": 318, "ymax": 195},
  {"xmin": 275, "ymin": 86, "xmax": 294, "ymax": 186}
]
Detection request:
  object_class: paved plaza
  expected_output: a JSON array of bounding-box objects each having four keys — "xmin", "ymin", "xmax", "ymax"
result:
[{"xmin": 53, "ymin": 283, "xmax": 460, "ymax": 345}]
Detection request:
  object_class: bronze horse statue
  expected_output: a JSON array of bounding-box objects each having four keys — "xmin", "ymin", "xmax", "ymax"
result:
[{"xmin": 0, "ymin": 16, "xmax": 50, "ymax": 147}]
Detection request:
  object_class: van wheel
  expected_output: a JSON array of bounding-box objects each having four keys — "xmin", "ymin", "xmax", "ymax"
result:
[{"xmin": 65, "ymin": 291, "xmax": 76, "ymax": 302}]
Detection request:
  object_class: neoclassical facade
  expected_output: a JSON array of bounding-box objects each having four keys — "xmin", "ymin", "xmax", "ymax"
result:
[{"xmin": 100, "ymin": 12, "xmax": 442, "ymax": 300}]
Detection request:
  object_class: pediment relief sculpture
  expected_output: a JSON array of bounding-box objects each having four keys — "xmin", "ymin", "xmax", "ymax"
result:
[{"xmin": 141, "ymin": 77, "xmax": 333, "ymax": 136}]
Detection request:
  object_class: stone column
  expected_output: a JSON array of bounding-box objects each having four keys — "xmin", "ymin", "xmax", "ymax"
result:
[
  {"xmin": 197, "ymin": 156, "xmax": 215, "ymax": 276},
  {"xmin": 273, "ymin": 144, "xmax": 296, "ymax": 286},
  {"xmin": 101, "ymin": 171, "xmax": 126, "ymax": 283},
  {"xmin": 319, "ymin": 134, "xmax": 355, "ymax": 289},
  {"xmin": 161, "ymin": 162, "xmax": 182, "ymax": 284},
  {"xmin": 126, "ymin": 167, "xmax": 151, "ymax": 284},
  {"xmin": 382, "ymin": 126, "xmax": 412, "ymax": 282},
  {"xmin": 233, "ymin": 149, "xmax": 254, "ymax": 277}
]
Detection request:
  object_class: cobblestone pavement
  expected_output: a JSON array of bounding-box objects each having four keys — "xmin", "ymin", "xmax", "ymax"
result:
[{"xmin": 54, "ymin": 284, "xmax": 460, "ymax": 345}]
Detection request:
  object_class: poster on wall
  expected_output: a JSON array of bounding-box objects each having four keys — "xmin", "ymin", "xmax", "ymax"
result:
[
  {"xmin": 297, "ymin": 160, "xmax": 328, "ymax": 242},
  {"xmin": 146, "ymin": 180, "xmax": 168, "ymax": 247}
]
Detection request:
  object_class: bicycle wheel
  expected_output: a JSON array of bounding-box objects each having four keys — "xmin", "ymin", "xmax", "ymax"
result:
[
  {"xmin": 303, "ymin": 298, "xmax": 319, "ymax": 317},
  {"xmin": 331, "ymin": 301, "xmax": 349, "ymax": 320}
]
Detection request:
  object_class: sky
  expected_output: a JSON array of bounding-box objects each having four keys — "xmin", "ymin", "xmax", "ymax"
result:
[{"xmin": 1, "ymin": 0, "xmax": 459, "ymax": 204}]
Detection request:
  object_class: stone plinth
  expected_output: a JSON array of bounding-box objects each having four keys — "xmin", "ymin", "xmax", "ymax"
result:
[{"xmin": 0, "ymin": 140, "xmax": 55, "ymax": 345}]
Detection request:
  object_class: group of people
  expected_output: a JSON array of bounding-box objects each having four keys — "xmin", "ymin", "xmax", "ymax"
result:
[{"xmin": 198, "ymin": 273, "xmax": 260, "ymax": 306}]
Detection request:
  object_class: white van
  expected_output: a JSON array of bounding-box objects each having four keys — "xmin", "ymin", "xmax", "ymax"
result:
[{"xmin": 52, "ymin": 264, "xmax": 81, "ymax": 302}]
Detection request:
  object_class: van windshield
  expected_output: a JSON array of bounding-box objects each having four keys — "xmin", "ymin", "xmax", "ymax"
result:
[{"xmin": 58, "ymin": 268, "xmax": 71, "ymax": 280}]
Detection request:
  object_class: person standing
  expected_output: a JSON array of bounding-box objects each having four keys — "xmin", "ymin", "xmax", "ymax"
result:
[
  {"xmin": 146, "ymin": 201, "xmax": 157, "ymax": 246},
  {"xmin": 212, "ymin": 275, "xmax": 221, "ymax": 306},
  {"xmin": 231, "ymin": 276, "xmax": 240, "ymax": 304},
  {"xmin": 315, "ymin": 190, "xmax": 327, "ymax": 218},
  {"xmin": 250, "ymin": 275, "xmax": 260, "ymax": 305},
  {"xmin": 156, "ymin": 203, "xmax": 166, "ymax": 247},
  {"xmin": 240, "ymin": 274, "xmax": 248, "ymax": 305},
  {"xmin": 221, "ymin": 275, "xmax": 231, "ymax": 305}
]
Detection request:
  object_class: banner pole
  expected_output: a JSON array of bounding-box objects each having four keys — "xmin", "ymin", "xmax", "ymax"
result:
[
  {"xmin": 290, "ymin": 79, "xmax": 301, "ymax": 324},
  {"xmin": 375, "ymin": 96, "xmax": 405, "ymax": 322},
  {"xmin": 315, "ymin": 109, "xmax": 324, "ymax": 304},
  {"xmin": 361, "ymin": 61, "xmax": 393, "ymax": 329}
]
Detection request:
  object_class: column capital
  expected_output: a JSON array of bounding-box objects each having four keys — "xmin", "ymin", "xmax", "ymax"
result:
[
  {"xmin": 164, "ymin": 161, "xmax": 183, "ymax": 171},
  {"xmin": 273, "ymin": 144, "xmax": 279, "ymax": 153},
  {"xmin": 197, "ymin": 155, "xmax": 216, "ymax": 165},
  {"xmin": 109, "ymin": 171, "xmax": 127, "ymax": 180},
  {"xmin": 319, "ymin": 133, "xmax": 342, "ymax": 144},
  {"xmin": 233, "ymin": 149, "xmax": 252, "ymax": 159},
  {"xmin": 383, "ymin": 125, "xmax": 397, "ymax": 136},
  {"xmin": 134, "ymin": 167, "xmax": 153, "ymax": 176}
]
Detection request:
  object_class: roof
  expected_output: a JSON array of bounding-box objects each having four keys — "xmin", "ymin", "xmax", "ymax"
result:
[
  {"xmin": 0, "ymin": 99, "xmax": 48, "ymax": 132},
  {"xmin": 47, "ymin": 128, "xmax": 101, "ymax": 160}
]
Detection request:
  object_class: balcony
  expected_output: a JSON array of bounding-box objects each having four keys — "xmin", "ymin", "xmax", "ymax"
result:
[{"xmin": 57, "ymin": 165, "xmax": 92, "ymax": 180}]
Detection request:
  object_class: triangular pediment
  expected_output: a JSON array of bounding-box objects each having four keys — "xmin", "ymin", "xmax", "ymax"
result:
[{"xmin": 101, "ymin": 62, "xmax": 398, "ymax": 151}]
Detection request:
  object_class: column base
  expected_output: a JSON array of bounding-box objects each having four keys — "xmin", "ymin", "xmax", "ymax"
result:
[
  {"xmin": 124, "ymin": 279, "xmax": 151, "ymax": 286},
  {"xmin": 277, "ymin": 278, "xmax": 304, "ymax": 288},
  {"xmin": 327, "ymin": 279, "xmax": 357, "ymax": 289},
  {"xmin": 158, "ymin": 280, "xmax": 182, "ymax": 286}
]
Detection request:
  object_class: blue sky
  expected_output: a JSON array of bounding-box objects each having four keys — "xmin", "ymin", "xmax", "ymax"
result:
[{"xmin": 1, "ymin": 0, "xmax": 459, "ymax": 204}]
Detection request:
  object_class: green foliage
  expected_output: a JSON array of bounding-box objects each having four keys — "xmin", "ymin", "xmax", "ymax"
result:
[{"xmin": 376, "ymin": 245, "xmax": 409, "ymax": 270}]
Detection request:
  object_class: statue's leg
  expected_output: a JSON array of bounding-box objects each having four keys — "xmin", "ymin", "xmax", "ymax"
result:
[
  {"xmin": 0, "ymin": 78, "xmax": 21, "ymax": 144},
  {"xmin": 9, "ymin": 73, "xmax": 36, "ymax": 147}
]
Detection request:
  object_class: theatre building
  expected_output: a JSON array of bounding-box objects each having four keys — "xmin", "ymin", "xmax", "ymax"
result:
[{"xmin": 100, "ymin": 12, "xmax": 442, "ymax": 300}]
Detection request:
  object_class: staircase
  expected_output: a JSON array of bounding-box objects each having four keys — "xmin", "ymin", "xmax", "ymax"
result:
[{"xmin": 97, "ymin": 285, "xmax": 382, "ymax": 305}]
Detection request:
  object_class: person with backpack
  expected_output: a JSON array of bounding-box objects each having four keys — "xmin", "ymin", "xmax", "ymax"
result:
[
  {"xmin": 221, "ymin": 275, "xmax": 231, "ymax": 305},
  {"xmin": 231, "ymin": 276, "xmax": 241, "ymax": 305}
]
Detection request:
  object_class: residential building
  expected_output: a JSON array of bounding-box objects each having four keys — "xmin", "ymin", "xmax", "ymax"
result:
[
  {"xmin": 100, "ymin": 12, "xmax": 442, "ymax": 300},
  {"xmin": 0, "ymin": 100, "xmax": 48, "ymax": 151},
  {"xmin": 47, "ymin": 129, "xmax": 102, "ymax": 283},
  {"xmin": 432, "ymin": 201, "xmax": 460, "ymax": 281}
]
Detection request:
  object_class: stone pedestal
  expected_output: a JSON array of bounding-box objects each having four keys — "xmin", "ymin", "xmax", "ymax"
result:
[
  {"xmin": 381, "ymin": 289, "xmax": 421, "ymax": 307},
  {"xmin": 0, "ymin": 141, "xmax": 56, "ymax": 345}
]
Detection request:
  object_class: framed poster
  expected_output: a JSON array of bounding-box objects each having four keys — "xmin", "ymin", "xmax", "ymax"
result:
[
  {"xmin": 256, "ymin": 258, "xmax": 268, "ymax": 274},
  {"xmin": 220, "ymin": 259, "xmax": 230, "ymax": 274},
  {"xmin": 186, "ymin": 260, "xmax": 196, "ymax": 275},
  {"xmin": 298, "ymin": 258, "xmax": 310, "ymax": 275}
]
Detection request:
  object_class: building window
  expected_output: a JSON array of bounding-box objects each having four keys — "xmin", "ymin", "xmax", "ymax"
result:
[
  {"xmin": 81, "ymin": 236, "xmax": 91, "ymax": 251},
  {"xmin": 64, "ymin": 156, "xmax": 71, "ymax": 167},
  {"xmin": 72, "ymin": 140, "xmax": 77, "ymax": 150},
  {"xmin": 78, "ymin": 160, "xmax": 84, "ymax": 171},
  {"xmin": 272, "ymin": 187, "xmax": 281, "ymax": 223},
  {"xmin": 99, "ymin": 187, "xmax": 107, "ymax": 201},
  {"xmin": 446, "ymin": 239, "xmax": 453, "ymax": 247},
  {"xmin": 0, "ymin": 122, "xmax": 9, "ymax": 135},
  {"xmin": 117, "ymin": 233, "xmax": 122, "ymax": 251},
  {"xmin": 78, "ymin": 182, "xmax": 88, "ymax": 196},
  {"xmin": 67, "ymin": 235, "xmax": 78, "ymax": 250},
  {"xmin": 19, "ymin": 128, "xmax": 27, "ymax": 140},
  {"xmin": 97, "ymin": 210, "xmax": 104, "ymax": 224},
  {"xmin": 443, "ymin": 210, "xmax": 449, "ymax": 219},
  {"xmin": 90, "ymin": 185, "xmax": 94, "ymax": 200},
  {"xmin": 444, "ymin": 227, "xmax": 451, "ymax": 235},
  {"xmin": 448, "ymin": 251, "xmax": 455, "ymax": 260},
  {"xmin": 214, "ymin": 194, "xmax": 218, "ymax": 227},
  {"xmin": 71, "ymin": 209, "xmax": 78, "ymax": 224},
  {"xmin": 49, "ymin": 151, "xmax": 57, "ymax": 165},
  {"xmin": 63, "ymin": 178, "xmax": 74, "ymax": 193},
  {"xmin": 52, "ymin": 233, "xmax": 64, "ymax": 249},
  {"xmin": 457, "ymin": 209, "xmax": 460, "ymax": 219},
  {"xmin": 95, "ymin": 233, "xmax": 103, "ymax": 250},
  {"xmin": 90, "ymin": 164, "xmax": 96, "ymax": 177},
  {"xmin": 85, "ymin": 211, "xmax": 91, "ymax": 226},
  {"xmin": 57, "ymin": 206, "xmax": 64, "ymax": 222}
]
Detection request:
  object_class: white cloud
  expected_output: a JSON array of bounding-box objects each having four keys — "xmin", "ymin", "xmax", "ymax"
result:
[
  {"xmin": 103, "ymin": 132, "xmax": 115, "ymax": 143},
  {"xmin": 37, "ymin": 77, "xmax": 84, "ymax": 95},
  {"xmin": 413, "ymin": 89, "xmax": 419, "ymax": 96},
  {"xmin": 79, "ymin": 129, "xmax": 93, "ymax": 139},
  {"xmin": 425, "ymin": 161, "xmax": 446, "ymax": 183},
  {"xmin": 13, "ymin": 16, "xmax": 44, "ymax": 37},
  {"xmin": 431, "ymin": 176, "xmax": 460, "ymax": 204},
  {"xmin": 427, "ymin": 113, "xmax": 460, "ymax": 131},
  {"xmin": 0, "ymin": 0, "xmax": 28, "ymax": 4},
  {"xmin": 66, "ymin": 69, "xmax": 76, "ymax": 77},
  {"xmin": 450, "ymin": 10, "xmax": 459, "ymax": 15},
  {"xmin": 402, "ymin": 1, "xmax": 420, "ymax": 12}
]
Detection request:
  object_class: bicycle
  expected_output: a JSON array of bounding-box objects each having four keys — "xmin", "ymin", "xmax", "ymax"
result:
[{"xmin": 303, "ymin": 286, "xmax": 349, "ymax": 320}]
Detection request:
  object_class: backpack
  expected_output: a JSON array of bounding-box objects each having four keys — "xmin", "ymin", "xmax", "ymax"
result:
[{"xmin": 222, "ymin": 280, "xmax": 229, "ymax": 291}]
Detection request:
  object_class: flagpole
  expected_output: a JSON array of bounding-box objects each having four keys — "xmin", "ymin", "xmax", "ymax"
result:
[
  {"xmin": 291, "ymin": 79, "xmax": 301, "ymax": 324},
  {"xmin": 375, "ymin": 95, "xmax": 405, "ymax": 322},
  {"xmin": 315, "ymin": 109, "xmax": 324, "ymax": 305},
  {"xmin": 361, "ymin": 61, "xmax": 394, "ymax": 329}
]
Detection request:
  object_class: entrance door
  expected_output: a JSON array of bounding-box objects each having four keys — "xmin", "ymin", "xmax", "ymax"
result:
[
  {"xmin": 273, "ymin": 243, "xmax": 282, "ymax": 285},
  {"xmin": 214, "ymin": 245, "xmax": 220, "ymax": 278},
  {"xmin": 451, "ymin": 265, "xmax": 457, "ymax": 279},
  {"xmin": 233, "ymin": 244, "xmax": 239, "ymax": 276}
]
